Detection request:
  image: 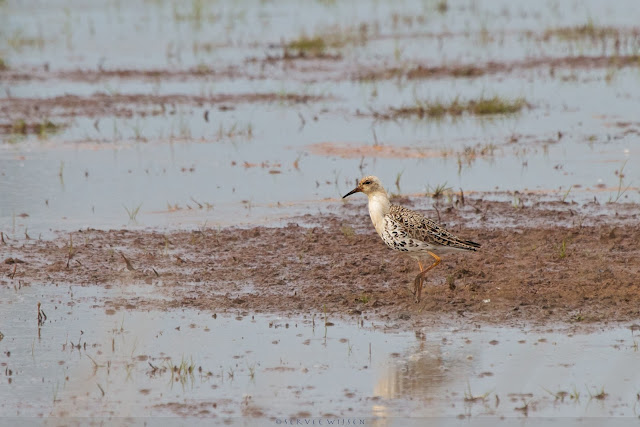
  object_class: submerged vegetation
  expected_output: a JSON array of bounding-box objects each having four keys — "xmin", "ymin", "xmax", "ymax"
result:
[
  {"xmin": 388, "ymin": 96, "xmax": 527, "ymax": 119},
  {"xmin": 543, "ymin": 22, "xmax": 622, "ymax": 42},
  {"xmin": 284, "ymin": 25, "xmax": 369, "ymax": 58},
  {"xmin": 17, "ymin": 119, "xmax": 61, "ymax": 135},
  {"xmin": 7, "ymin": 29, "xmax": 45, "ymax": 51},
  {"xmin": 1, "ymin": 119, "xmax": 64, "ymax": 140},
  {"xmin": 470, "ymin": 97, "xmax": 527, "ymax": 115},
  {"xmin": 286, "ymin": 36, "xmax": 327, "ymax": 56}
]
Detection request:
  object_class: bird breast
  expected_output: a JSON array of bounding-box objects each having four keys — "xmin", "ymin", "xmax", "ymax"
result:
[{"xmin": 367, "ymin": 193, "xmax": 390, "ymax": 237}]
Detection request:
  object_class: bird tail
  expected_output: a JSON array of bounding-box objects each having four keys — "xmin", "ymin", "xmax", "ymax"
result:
[{"xmin": 464, "ymin": 240, "xmax": 481, "ymax": 249}]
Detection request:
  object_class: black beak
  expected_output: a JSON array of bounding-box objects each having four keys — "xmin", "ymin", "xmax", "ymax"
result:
[{"xmin": 342, "ymin": 187, "xmax": 361, "ymax": 199}]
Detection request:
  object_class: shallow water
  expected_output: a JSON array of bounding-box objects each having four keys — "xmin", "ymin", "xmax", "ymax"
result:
[
  {"xmin": 1, "ymin": 0, "xmax": 639, "ymax": 236},
  {"xmin": 1, "ymin": 283, "xmax": 640, "ymax": 423},
  {"xmin": 4, "ymin": 0, "xmax": 640, "ymax": 69},
  {"xmin": 1, "ymin": 90, "xmax": 637, "ymax": 237}
]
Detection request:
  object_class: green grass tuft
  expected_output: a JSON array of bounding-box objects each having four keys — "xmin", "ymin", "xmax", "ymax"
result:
[
  {"xmin": 391, "ymin": 96, "xmax": 526, "ymax": 119},
  {"xmin": 124, "ymin": 203, "xmax": 143, "ymax": 221},
  {"xmin": 8, "ymin": 119, "xmax": 62, "ymax": 136},
  {"xmin": 544, "ymin": 22, "xmax": 619, "ymax": 41},
  {"xmin": 287, "ymin": 36, "xmax": 327, "ymax": 55},
  {"xmin": 468, "ymin": 96, "xmax": 526, "ymax": 115},
  {"xmin": 426, "ymin": 182, "xmax": 452, "ymax": 199},
  {"xmin": 340, "ymin": 225, "xmax": 355, "ymax": 238},
  {"xmin": 557, "ymin": 239, "xmax": 567, "ymax": 259},
  {"xmin": 356, "ymin": 294, "xmax": 370, "ymax": 304}
]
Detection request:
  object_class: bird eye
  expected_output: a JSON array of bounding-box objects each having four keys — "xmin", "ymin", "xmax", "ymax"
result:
[{"xmin": 364, "ymin": 180, "xmax": 371, "ymax": 185}]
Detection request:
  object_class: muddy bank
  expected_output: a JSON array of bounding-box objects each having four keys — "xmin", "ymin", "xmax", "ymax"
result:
[{"xmin": 2, "ymin": 197, "xmax": 639, "ymax": 327}]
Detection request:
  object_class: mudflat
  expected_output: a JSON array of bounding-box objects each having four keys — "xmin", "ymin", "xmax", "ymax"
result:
[{"xmin": 4, "ymin": 196, "xmax": 638, "ymax": 327}]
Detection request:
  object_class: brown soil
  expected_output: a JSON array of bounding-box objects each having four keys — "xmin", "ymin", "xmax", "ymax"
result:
[{"xmin": 2, "ymin": 197, "xmax": 639, "ymax": 327}]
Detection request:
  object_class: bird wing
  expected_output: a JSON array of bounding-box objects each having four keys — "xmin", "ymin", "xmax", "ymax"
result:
[
  {"xmin": 380, "ymin": 214, "xmax": 433, "ymax": 253},
  {"xmin": 388, "ymin": 205, "xmax": 480, "ymax": 251}
]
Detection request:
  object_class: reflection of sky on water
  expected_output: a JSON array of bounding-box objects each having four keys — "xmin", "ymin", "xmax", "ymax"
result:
[{"xmin": 2, "ymin": 282, "xmax": 639, "ymax": 419}]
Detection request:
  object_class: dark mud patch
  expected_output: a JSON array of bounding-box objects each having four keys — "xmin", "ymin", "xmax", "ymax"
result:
[
  {"xmin": 0, "ymin": 92, "xmax": 331, "ymax": 119},
  {"xmin": 0, "ymin": 66, "xmax": 242, "ymax": 83},
  {"xmin": 2, "ymin": 198, "xmax": 639, "ymax": 327},
  {"xmin": 5, "ymin": 53, "xmax": 639, "ymax": 90},
  {"xmin": 154, "ymin": 401, "xmax": 233, "ymax": 418}
]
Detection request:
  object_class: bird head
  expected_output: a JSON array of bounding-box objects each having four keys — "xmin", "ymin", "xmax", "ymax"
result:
[{"xmin": 342, "ymin": 175, "xmax": 384, "ymax": 198}]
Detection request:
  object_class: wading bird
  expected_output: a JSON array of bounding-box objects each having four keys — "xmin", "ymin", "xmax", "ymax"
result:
[{"xmin": 343, "ymin": 176, "xmax": 480, "ymax": 302}]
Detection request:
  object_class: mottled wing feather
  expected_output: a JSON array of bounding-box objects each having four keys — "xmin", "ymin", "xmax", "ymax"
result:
[
  {"xmin": 380, "ymin": 215, "xmax": 433, "ymax": 253},
  {"xmin": 388, "ymin": 205, "xmax": 480, "ymax": 252}
]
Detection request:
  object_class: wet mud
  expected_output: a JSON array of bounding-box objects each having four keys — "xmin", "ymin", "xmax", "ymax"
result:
[{"xmin": 3, "ymin": 197, "xmax": 639, "ymax": 327}]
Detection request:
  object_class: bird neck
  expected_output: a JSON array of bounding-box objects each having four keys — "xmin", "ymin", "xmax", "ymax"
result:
[{"xmin": 367, "ymin": 191, "xmax": 390, "ymax": 236}]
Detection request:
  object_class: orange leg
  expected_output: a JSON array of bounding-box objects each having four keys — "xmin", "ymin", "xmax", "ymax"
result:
[
  {"xmin": 414, "ymin": 251, "xmax": 442, "ymax": 303},
  {"xmin": 412, "ymin": 261, "xmax": 424, "ymax": 297}
]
